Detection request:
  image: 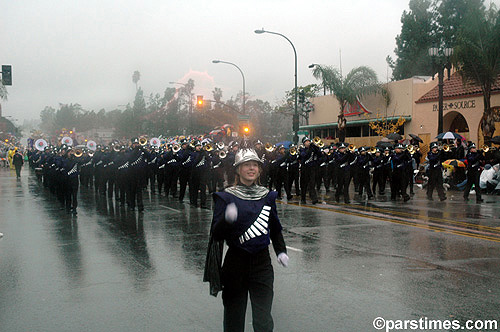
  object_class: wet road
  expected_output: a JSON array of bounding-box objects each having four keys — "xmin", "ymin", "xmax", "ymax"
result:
[{"xmin": 1, "ymin": 167, "xmax": 499, "ymax": 332}]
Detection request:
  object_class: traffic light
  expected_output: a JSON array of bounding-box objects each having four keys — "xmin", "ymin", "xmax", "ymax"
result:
[
  {"xmin": 2, "ymin": 65, "xmax": 12, "ymax": 86},
  {"xmin": 299, "ymin": 90, "xmax": 305, "ymax": 103},
  {"xmin": 238, "ymin": 120, "xmax": 250, "ymax": 136},
  {"xmin": 196, "ymin": 95, "xmax": 204, "ymax": 109}
]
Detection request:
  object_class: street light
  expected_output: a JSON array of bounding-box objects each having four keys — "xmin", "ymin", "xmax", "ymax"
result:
[
  {"xmin": 428, "ymin": 46, "xmax": 453, "ymax": 134},
  {"xmin": 212, "ymin": 60, "xmax": 246, "ymax": 115},
  {"xmin": 308, "ymin": 64, "xmax": 327, "ymax": 95},
  {"xmin": 255, "ymin": 28, "xmax": 299, "ymax": 145}
]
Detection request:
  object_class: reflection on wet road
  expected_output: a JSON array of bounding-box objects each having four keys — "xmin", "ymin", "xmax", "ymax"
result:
[{"xmin": 1, "ymin": 168, "xmax": 499, "ymax": 331}]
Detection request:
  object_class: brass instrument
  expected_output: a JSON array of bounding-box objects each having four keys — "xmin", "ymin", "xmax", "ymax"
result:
[
  {"xmin": 348, "ymin": 144, "xmax": 357, "ymax": 153},
  {"xmin": 172, "ymin": 144, "xmax": 181, "ymax": 153},
  {"xmin": 189, "ymin": 140, "xmax": 196, "ymax": 149},
  {"xmin": 216, "ymin": 142, "xmax": 225, "ymax": 150},
  {"xmin": 218, "ymin": 150, "xmax": 227, "ymax": 159},
  {"xmin": 407, "ymin": 145, "xmax": 416, "ymax": 155},
  {"xmin": 289, "ymin": 146, "xmax": 297, "ymax": 156},
  {"xmin": 384, "ymin": 150, "xmax": 390, "ymax": 156},
  {"xmin": 265, "ymin": 142, "xmax": 274, "ymax": 152},
  {"xmin": 88, "ymin": 151, "xmax": 95, "ymax": 157},
  {"xmin": 139, "ymin": 137, "xmax": 148, "ymax": 146},
  {"xmin": 369, "ymin": 147, "xmax": 377, "ymax": 154},
  {"xmin": 481, "ymin": 145, "xmax": 490, "ymax": 153},
  {"xmin": 442, "ymin": 144, "xmax": 451, "ymax": 152},
  {"xmin": 313, "ymin": 136, "xmax": 324, "ymax": 148},
  {"xmin": 73, "ymin": 148, "xmax": 83, "ymax": 158},
  {"xmin": 113, "ymin": 144, "xmax": 121, "ymax": 152},
  {"xmin": 204, "ymin": 143, "xmax": 214, "ymax": 152}
]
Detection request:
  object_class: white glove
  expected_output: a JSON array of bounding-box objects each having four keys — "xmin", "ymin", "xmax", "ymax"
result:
[
  {"xmin": 0, "ymin": 232, "xmax": 3, "ymax": 238},
  {"xmin": 224, "ymin": 203, "xmax": 238, "ymax": 223},
  {"xmin": 277, "ymin": 253, "xmax": 289, "ymax": 267}
]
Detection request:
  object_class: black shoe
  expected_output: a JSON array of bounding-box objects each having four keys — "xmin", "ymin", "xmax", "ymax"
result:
[
  {"xmin": 427, "ymin": 196, "xmax": 434, "ymax": 201},
  {"xmin": 72, "ymin": 209, "xmax": 78, "ymax": 215},
  {"xmin": 344, "ymin": 200, "xmax": 350, "ymax": 204},
  {"xmin": 368, "ymin": 195, "xmax": 374, "ymax": 200},
  {"xmin": 300, "ymin": 200, "xmax": 306, "ymax": 204},
  {"xmin": 379, "ymin": 192, "xmax": 385, "ymax": 195},
  {"xmin": 311, "ymin": 200, "xmax": 318, "ymax": 205},
  {"xmin": 287, "ymin": 196, "xmax": 293, "ymax": 200},
  {"xmin": 464, "ymin": 196, "xmax": 469, "ymax": 201},
  {"xmin": 403, "ymin": 195, "xmax": 410, "ymax": 202},
  {"xmin": 440, "ymin": 197, "xmax": 447, "ymax": 201},
  {"xmin": 335, "ymin": 196, "xmax": 340, "ymax": 203},
  {"xmin": 138, "ymin": 206, "xmax": 144, "ymax": 212},
  {"xmin": 476, "ymin": 198, "xmax": 484, "ymax": 203}
]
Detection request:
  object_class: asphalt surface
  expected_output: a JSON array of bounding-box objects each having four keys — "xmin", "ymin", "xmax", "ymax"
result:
[{"xmin": 1, "ymin": 166, "xmax": 499, "ymax": 332}]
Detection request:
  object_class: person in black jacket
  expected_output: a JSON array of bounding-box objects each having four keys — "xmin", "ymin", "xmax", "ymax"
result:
[
  {"xmin": 12, "ymin": 149, "xmax": 24, "ymax": 179},
  {"xmin": 463, "ymin": 143, "xmax": 485, "ymax": 203},
  {"xmin": 299, "ymin": 137, "xmax": 320, "ymax": 204},
  {"xmin": 204, "ymin": 147, "xmax": 289, "ymax": 332},
  {"xmin": 426, "ymin": 142, "xmax": 447, "ymax": 201}
]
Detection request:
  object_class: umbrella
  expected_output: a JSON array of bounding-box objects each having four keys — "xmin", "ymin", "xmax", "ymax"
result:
[
  {"xmin": 488, "ymin": 136, "xmax": 500, "ymax": 145},
  {"xmin": 209, "ymin": 129, "xmax": 222, "ymax": 135},
  {"xmin": 275, "ymin": 140, "xmax": 292, "ymax": 149},
  {"xmin": 409, "ymin": 134, "xmax": 423, "ymax": 143},
  {"xmin": 386, "ymin": 132, "xmax": 403, "ymax": 141},
  {"xmin": 376, "ymin": 140, "xmax": 394, "ymax": 148},
  {"xmin": 436, "ymin": 132, "xmax": 463, "ymax": 140},
  {"xmin": 442, "ymin": 159, "xmax": 466, "ymax": 168}
]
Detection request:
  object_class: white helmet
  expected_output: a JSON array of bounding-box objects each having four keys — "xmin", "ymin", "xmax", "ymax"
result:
[{"xmin": 233, "ymin": 148, "xmax": 262, "ymax": 167}]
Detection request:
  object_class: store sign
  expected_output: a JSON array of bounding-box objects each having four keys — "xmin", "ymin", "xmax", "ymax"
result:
[{"xmin": 432, "ymin": 99, "xmax": 476, "ymax": 112}]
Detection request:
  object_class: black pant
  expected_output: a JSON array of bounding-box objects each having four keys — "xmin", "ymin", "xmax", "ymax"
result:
[
  {"xmin": 65, "ymin": 177, "xmax": 79, "ymax": 211},
  {"xmin": 15, "ymin": 165, "xmax": 22, "ymax": 178},
  {"xmin": 300, "ymin": 166, "xmax": 318, "ymax": 202},
  {"xmin": 427, "ymin": 168, "xmax": 446, "ymax": 200},
  {"xmin": 127, "ymin": 169, "xmax": 144, "ymax": 209},
  {"xmin": 222, "ymin": 248, "xmax": 274, "ymax": 332},
  {"xmin": 358, "ymin": 169, "xmax": 373, "ymax": 197},
  {"xmin": 391, "ymin": 169, "xmax": 410, "ymax": 201},
  {"xmin": 178, "ymin": 168, "xmax": 191, "ymax": 201},
  {"xmin": 464, "ymin": 169, "xmax": 482, "ymax": 200},
  {"xmin": 335, "ymin": 167, "xmax": 351, "ymax": 203},
  {"xmin": 286, "ymin": 167, "xmax": 300, "ymax": 195},
  {"xmin": 190, "ymin": 169, "xmax": 207, "ymax": 206},
  {"xmin": 275, "ymin": 168, "xmax": 290, "ymax": 199},
  {"xmin": 372, "ymin": 169, "xmax": 385, "ymax": 194}
]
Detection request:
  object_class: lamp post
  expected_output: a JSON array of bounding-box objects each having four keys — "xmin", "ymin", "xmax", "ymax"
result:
[
  {"xmin": 255, "ymin": 28, "xmax": 299, "ymax": 145},
  {"xmin": 428, "ymin": 46, "xmax": 453, "ymax": 135},
  {"xmin": 212, "ymin": 60, "xmax": 246, "ymax": 115}
]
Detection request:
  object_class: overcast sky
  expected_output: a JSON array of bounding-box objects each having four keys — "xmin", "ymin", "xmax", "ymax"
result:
[{"xmin": 2, "ymin": 0, "xmax": 499, "ymax": 123}]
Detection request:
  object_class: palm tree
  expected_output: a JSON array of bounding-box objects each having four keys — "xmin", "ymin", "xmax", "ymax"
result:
[
  {"xmin": 132, "ymin": 70, "xmax": 141, "ymax": 92},
  {"xmin": 311, "ymin": 65, "xmax": 379, "ymax": 142},
  {"xmin": 453, "ymin": 4, "xmax": 500, "ymax": 142}
]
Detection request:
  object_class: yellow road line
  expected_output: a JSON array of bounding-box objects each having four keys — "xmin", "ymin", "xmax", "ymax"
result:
[{"xmin": 279, "ymin": 201, "xmax": 500, "ymax": 243}]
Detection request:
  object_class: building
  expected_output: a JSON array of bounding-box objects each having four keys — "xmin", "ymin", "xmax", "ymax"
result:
[{"xmin": 302, "ymin": 71, "xmax": 500, "ymax": 152}]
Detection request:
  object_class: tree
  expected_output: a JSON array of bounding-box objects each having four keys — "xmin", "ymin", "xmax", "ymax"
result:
[
  {"xmin": 453, "ymin": 3, "xmax": 500, "ymax": 141},
  {"xmin": 132, "ymin": 70, "xmax": 141, "ymax": 91},
  {"xmin": 40, "ymin": 106, "xmax": 56, "ymax": 133},
  {"xmin": 311, "ymin": 65, "xmax": 380, "ymax": 142},
  {"xmin": 0, "ymin": 82, "xmax": 7, "ymax": 101},
  {"xmin": 389, "ymin": 0, "xmax": 435, "ymax": 80}
]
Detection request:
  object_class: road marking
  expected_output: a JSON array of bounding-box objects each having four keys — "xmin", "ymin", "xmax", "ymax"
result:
[
  {"xmin": 281, "ymin": 201, "xmax": 500, "ymax": 244},
  {"xmin": 286, "ymin": 246, "xmax": 304, "ymax": 253},
  {"xmin": 159, "ymin": 205, "xmax": 181, "ymax": 213}
]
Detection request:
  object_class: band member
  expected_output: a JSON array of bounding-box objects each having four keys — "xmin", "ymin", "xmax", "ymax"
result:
[
  {"xmin": 356, "ymin": 147, "xmax": 373, "ymax": 199},
  {"xmin": 372, "ymin": 148, "xmax": 385, "ymax": 195},
  {"xmin": 225, "ymin": 142, "xmax": 239, "ymax": 186},
  {"xmin": 299, "ymin": 137, "xmax": 320, "ymax": 204},
  {"xmin": 390, "ymin": 143, "xmax": 411, "ymax": 202},
  {"xmin": 463, "ymin": 143, "xmax": 484, "ymax": 203},
  {"xmin": 127, "ymin": 138, "xmax": 147, "ymax": 211},
  {"xmin": 316, "ymin": 148, "xmax": 329, "ymax": 193},
  {"xmin": 177, "ymin": 139, "xmax": 192, "ymax": 203},
  {"xmin": 164, "ymin": 144, "xmax": 180, "ymax": 198},
  {"xmin": 286, "ymin": 144, "xmax": 300, "ymax": 197},
  {"xmin": 333, "ymin": 142, "xmax": 353, "ymax": 203},
  {"xmin": 190, "ymin": 141, "xmax": 209, "ymax": 208},
  {"xmin": 210, "ymin": 147, "xmax": 225, "ymax": 193},
  {"xmin": 115, "ymin": 145, "xmax": 129, "ymax": 206},
  {"xmin": 204, "ymin": 147, "xmax": 288, "ymax": 332},
  {"xmin": 426, "ymin": 142, "xmax": 447, "ymax": 201},
  {"xmin": 274, "ymin": 144, "xmax": 291, "ymax": 200},
  {"xmin": 63, "ymin": 149, "xmax": 80, "ymax": 215}
]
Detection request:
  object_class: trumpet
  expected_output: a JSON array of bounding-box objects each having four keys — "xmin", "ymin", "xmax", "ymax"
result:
[
  {"xmin": 313, "ymin": 136, "xmax": 324, "ymax": 148},
  {"xmin": 88, "ymin": 150, "xmax": 95, "ymax": 157},
  {"xmin": 113, "ymin": 144, "xmax": 121, "ymax": 152},
  {"xmin": 73, "ymin": 148, "xmax": 83, "ymax": 158},
  {"xmin": 218, "ymin": 150, "xmax": 227, "ymax": 159},
  {"xmin": 384, "ymin": 150, "xmax": 390, "ymax": 156},
  {"xmin": 204, "ymin": 143, "xmax": 214, "ymax": 152},
  {"xmin": 442, "ymin": 144, "xmax": 451, "ymax": 152},
  {"xmin": 172, "ymin": 144, "xmax": 181, "ymax": 153},
  {"xmin": 348, "ymin": 144, "xmax": 357, "ymax": 153},
  {"xmin": 481, "ymin": 145, "xmax": 491, "ymax": 153},
  {"xmin": 289, "ymin": 146, "xmax": 297, "ymax": 156},
  {"xmin": 139, "ymin": 137, "xmax": 148, "ymax": 146},
  {"xmin": 407, "ymin": 145, "xmax": 416, "ymax": 155},
  {"xmin": 369, "ymin": 147, "xmax": 377, "ymax": 154},
  {"xmin": 265, "ymin": 142, "xmax": 274, "ymax": 152}
]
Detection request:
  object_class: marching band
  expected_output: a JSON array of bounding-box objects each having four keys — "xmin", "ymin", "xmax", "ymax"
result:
[{"xmin": 21, "ymin": 134, "xmax": 500, "ymax": 215}]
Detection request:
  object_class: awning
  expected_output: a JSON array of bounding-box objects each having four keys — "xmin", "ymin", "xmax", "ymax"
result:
[{"xmin": 299, "ymin": 116, "xmax": 411, "ymax": 130}]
